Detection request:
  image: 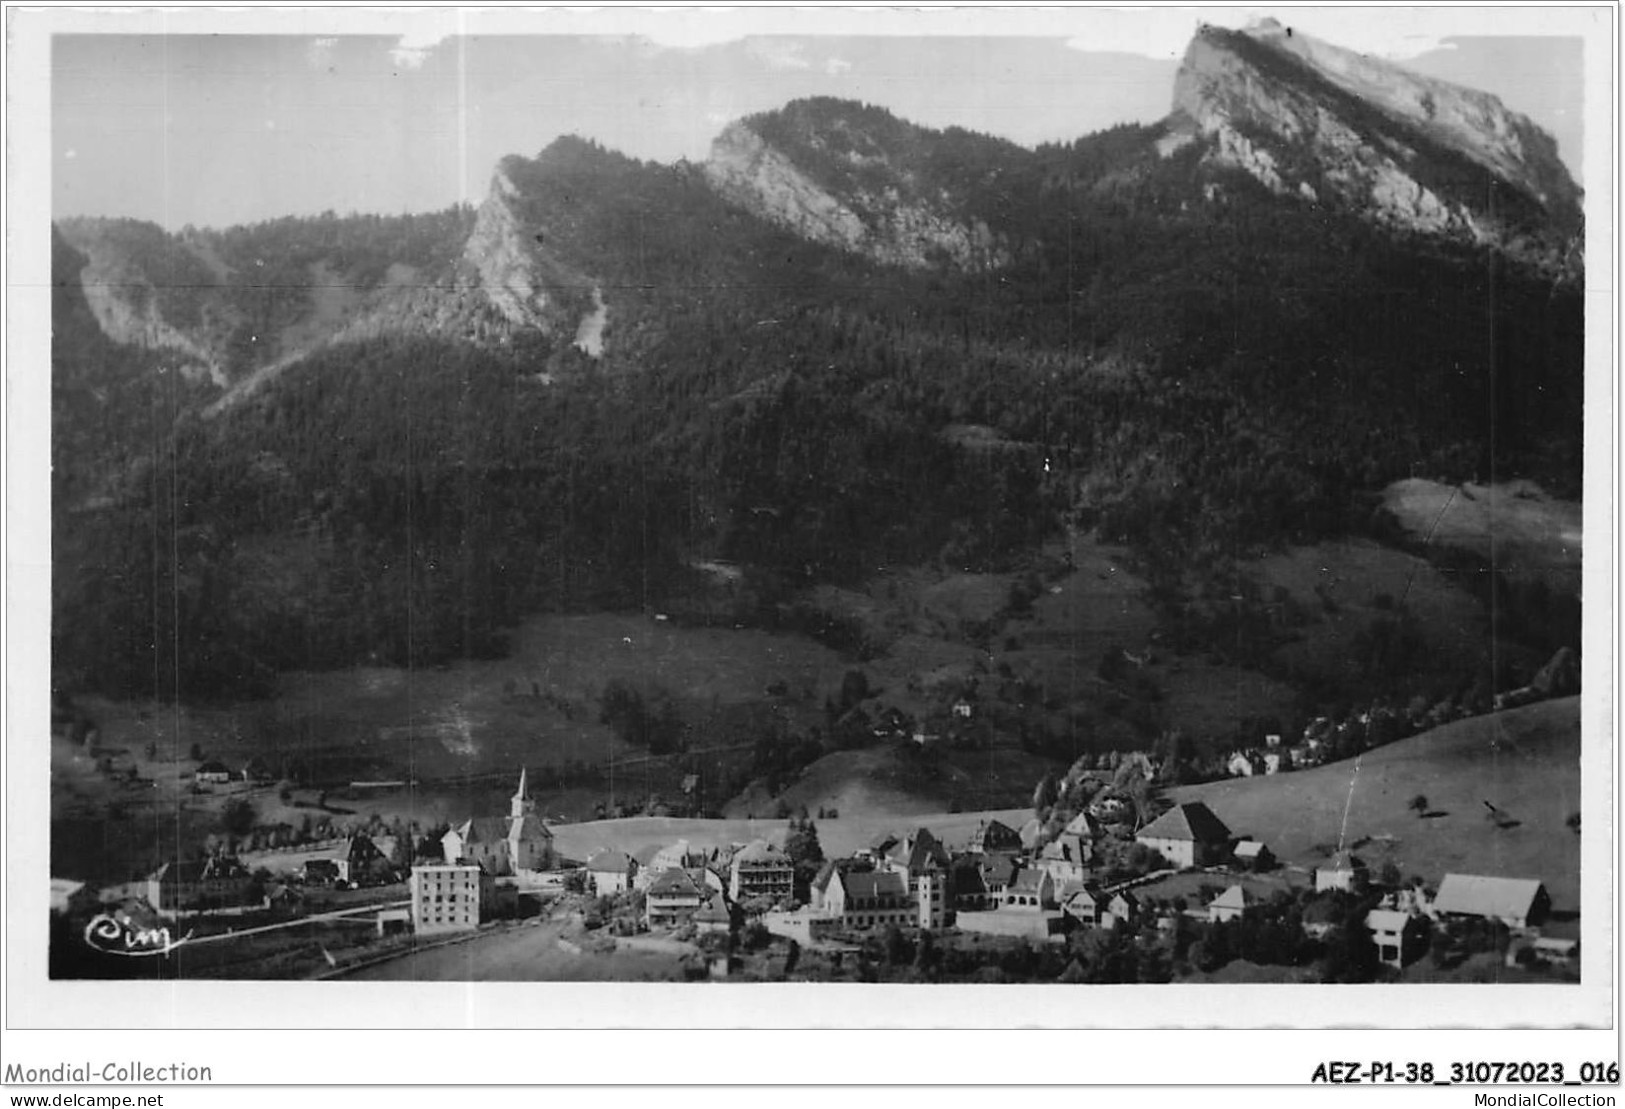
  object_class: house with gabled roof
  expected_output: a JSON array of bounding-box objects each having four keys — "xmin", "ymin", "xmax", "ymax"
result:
[
  {"xmin": 821, "ymin": 868, "xmax": 914, "ymax": 931},
  {"xmin": 1431, "ymin": 874, "xmax": 1551, "ymax": 931},
  {"xmin": 630, "ymin": 844, "xmax": 665, "ymax": 889},
  {"xmin": 646, "ymin": 868, "xmax": 707, "ymax": 929},
  {"xmin": 1232, "ymin": 839, "xmax": 1276, "ymax": 871},
  {"xmin": 586, "ymin": 849, "xmax": 637, "ymax": 895},
  {"xmin": 1135, "ymin": 802, "xmax": 1233, "ymax": 868},
  {"xmin": 1366, "ymin": 908, "xmax": 1427, "ymax": 968},
  {"xmin": 1207, "ymin": 884, "xmax": 1253, "ymax": 923},
  {"xmin": 1314, "ymin": 851, "xmax": 1368, "ymax": 893},
  {"xmin": 1000, "ymin": 868, "xmax": 1056, "ymax": 912},
  {"xmin": 810, "ymin": 858, "xmax": 870, "ymax": 913},
  {"xmin": 1061, "ymin": 886, "xmax": 1104, "ymax": 928},
  {"xmin": 1102, "ymin": 890, "xmax": 1140, "ymax": 929}
]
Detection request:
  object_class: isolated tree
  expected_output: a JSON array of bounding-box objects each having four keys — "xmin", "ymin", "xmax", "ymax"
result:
[
  {"xmin": 1409, "ymin": 794, "xmax": 1429, "ymax": 817},
  {"xmin": 784, "ymin": 817, "xmax": 824, "ymax": 868},
  {"xmin": 1032, "ymin": 772, "xmax": 1059, "ymax": 817}
]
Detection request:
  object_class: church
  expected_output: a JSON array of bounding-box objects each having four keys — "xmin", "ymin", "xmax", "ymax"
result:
[{"xmin": 441, "ymin": 769, "xmax": 556, "ymax": 877}]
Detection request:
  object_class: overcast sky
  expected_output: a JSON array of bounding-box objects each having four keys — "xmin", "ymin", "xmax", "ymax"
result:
[{"xmin": 49, "ymin": 8, "xmax": 1590, "ymax": 229}]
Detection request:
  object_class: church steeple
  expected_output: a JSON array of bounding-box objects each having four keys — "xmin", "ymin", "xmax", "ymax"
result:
[{"xmin": 511, "ymin": 768, "xmax": 534, "ymax": 820}]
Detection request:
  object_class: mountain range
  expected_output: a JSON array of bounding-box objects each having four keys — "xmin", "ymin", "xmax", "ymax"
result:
[{"xmin": 51, "ymin": 20, "xmax": 1584, "ymax": 703}]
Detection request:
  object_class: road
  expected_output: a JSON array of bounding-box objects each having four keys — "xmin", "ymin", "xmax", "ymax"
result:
[
  {"xmin": 184, "ymin": 900, "xmax": 409, "ymax": 946},
  {"xmin": 343, "ymin": 917, "xmax": 690, "ymax": 982}
]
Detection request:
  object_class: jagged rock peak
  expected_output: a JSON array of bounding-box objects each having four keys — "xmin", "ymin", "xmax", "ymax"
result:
[
  {"xmin": 1236, "ymin": 18, "xmax": 1578, "ymax": 214},
  {"xmin": 702, "ymin": 99, "xmax": 1011, "ymax": 272},
  {"xmin": 1171, "ymin": 20, "xmax": 1581, "ymax": 273}
]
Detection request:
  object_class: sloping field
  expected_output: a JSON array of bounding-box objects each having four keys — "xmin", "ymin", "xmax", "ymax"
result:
[
  {"xmin": 99, "ymin": 611, "xmax": 856, "ymax": 784},
  {"xmin": 549, "ymin": 806, "xmax": 1031, "ymax": 865},
  {"xmin": 1021, "ymin": 541, "xmax": 1158, "ymax": 650},
  {"xmin": 1384, "ymin": 479, "xmax": 1582, "ymax": 593},
  {"xmin": 1247, "ymin": 538, "xmax": 1496, "ymax": 686},
  {"xmin": 1170, "ymin": 697, "xmax": 1581, "ymax": 908},
  {"xmin": 720, "ymin": 743, "xmax": 1058, "ymax": 821}
]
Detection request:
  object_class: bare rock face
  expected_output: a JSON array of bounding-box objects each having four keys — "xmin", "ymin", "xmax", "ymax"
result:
[
  {"xmin": 703, "ymin": 118, "xmax": 1008, "ymax": 272},
  {"xmin": 463, "ymin": 162, "xmax": 559, "ymax": 331},
  {"xmin": 1170, "ymin": 20, "xmax": 1581, "ymax": 274},
  {"xmin": 704, "ymin": 122, "xmax": 871, "ymax": 253},
  {"xmin": 54, "ymin": 223, "xmax": 227, "ymax": 384}
]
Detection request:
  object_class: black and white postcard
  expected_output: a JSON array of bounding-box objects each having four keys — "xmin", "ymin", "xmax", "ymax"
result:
[{"xmin": 4, "ymin": 4, "xmax": 1616, "ymax": 1074}]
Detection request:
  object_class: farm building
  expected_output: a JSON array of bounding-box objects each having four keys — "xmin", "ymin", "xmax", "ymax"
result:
[
  {"xmin": 1431, "ymin": 874, "xmax": 1551, "ymax": 931},
  {"xmin": 1232, "ymin": 840, "xmax": 1276, "ymax": 871},
  {"xmin": 193, "ymin": 760, "xmax": 233, "ymax": 786},
  {"xmin": 1135, "ymin": 802, "xmax": 1233, "ymax": 868}
]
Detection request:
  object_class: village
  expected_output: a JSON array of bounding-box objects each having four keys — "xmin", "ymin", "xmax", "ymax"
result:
[{"xmin": 50, "ymin": 726, "xmax": 1579, "ymax": 982}]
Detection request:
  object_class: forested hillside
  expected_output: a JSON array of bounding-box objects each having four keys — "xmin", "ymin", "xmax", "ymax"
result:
[{"xmin": 52, "ymin": 87, "xmax": 1583, "ymax": 708}]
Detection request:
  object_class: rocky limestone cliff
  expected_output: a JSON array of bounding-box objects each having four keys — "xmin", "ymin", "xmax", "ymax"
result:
[
  {"xmin": 463, "ymin": 161, "xmax": 562, "ymax": 331},
  {"xmin": 456, "ymin": 156, "xmax": 607, "ymax": 348},
  {"xmin": 1169, "ymin": 20, "xmax": 1581, "ymax": 273},
  {"xmin": 54, "ymin": 226, "xmax": 228, "ymax": 385},
  {"xmin": 703, "ymin": 119, "xmax": 1008, "ymax": 271},
  {"xmin": 1247, "ymin": 18, "xmax": 1579, "ymax": 218}
]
